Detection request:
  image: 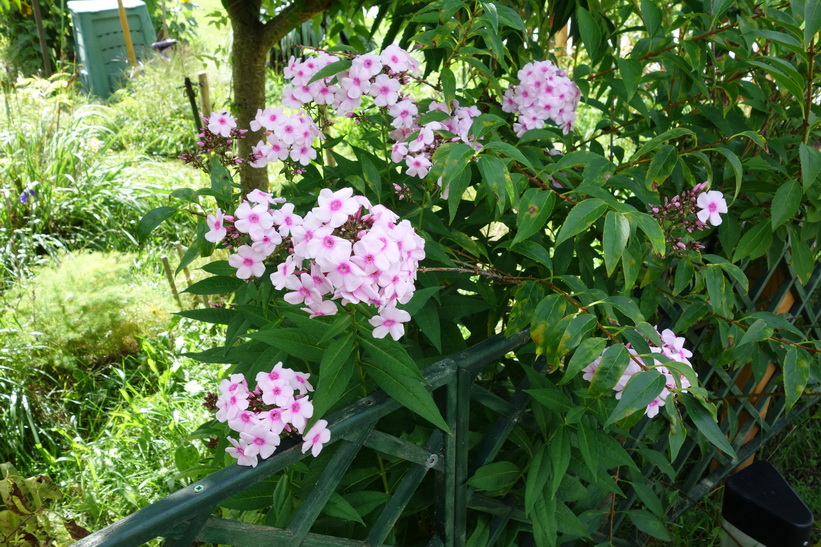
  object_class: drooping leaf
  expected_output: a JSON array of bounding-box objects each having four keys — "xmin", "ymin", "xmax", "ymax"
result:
[
  {"xmin": 555, "ymin": 198, "xmax": 608, "ymax": 246},
  {"xmin": 606, "ymin": 370, "xmax": 666, "ymax": 426}
]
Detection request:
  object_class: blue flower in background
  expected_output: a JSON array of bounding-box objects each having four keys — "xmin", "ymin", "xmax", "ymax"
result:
[{"xmin": 19, "ymin": 188, "xmax": 36, "ymax": 204}]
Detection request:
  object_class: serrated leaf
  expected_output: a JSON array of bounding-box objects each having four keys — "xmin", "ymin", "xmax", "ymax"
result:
[
  {"xmin": 323, "ymin": 492, "xmax": 365, "ymax": 525},
  {"xmin": 606, "ymin": 370, "xmax": 666, "ymax": 426},
  {"xmin": 549, "ymin": 427, "xmax": 571, "ymax": 497},
  {"xmin": 555, "ymin": 198, "xmax": 608, "ymax": 246},
  {"xmin": 441, "ymin": 66, "xmax": 456, "ymax": 107},
  {"xmin": 617, "ymin": 58, "xmax": 642, "ymax": 102},
  {"xmin": 576, "ymin": 7, "xmax": 602, "ymax": 59},
  {"xmin": 805, "ymin": 0, "xmax": 821, "ymax": 45},
  {"xmin": 789, "ymin": 234, "xmax": 815, "ymax": 286},
  {"xmin": 630, "ymin": 212, "xmax": 666, "ymax": 255},
  {"xmin": 732, "ymin": 220, "xmax": 773, "ymax": 262},
  {"xmin": 628, "ymin": 510, "xmax": 671, "ymax": 541},
  {"xmin": 799, "ymin": 142, "xmax": 821, "ymax": 191},
  {"xmin": 738, "ymin": 319, "xmax": 773, "ymax": 346},
  {"xmin": 477, "ymin": 154, "xmax": 509, "ymax": 214},
  {"xmin": 524, "ymin": 444, "xmax": 549, "ymax": 516}
]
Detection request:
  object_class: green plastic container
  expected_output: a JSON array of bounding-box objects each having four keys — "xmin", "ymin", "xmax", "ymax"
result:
[{"xmin": 67, "ymin": 0, "xmax": 155, "ymax": 98}]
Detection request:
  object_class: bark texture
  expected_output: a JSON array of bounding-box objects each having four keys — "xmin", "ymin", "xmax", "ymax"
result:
[{"xmin": 223, "ymin": 0, "xmax": 336, "ymax": 194}]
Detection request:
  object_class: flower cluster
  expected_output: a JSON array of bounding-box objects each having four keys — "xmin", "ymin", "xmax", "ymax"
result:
[
  {"xmin": 179, "ymin": 110, "xmax": 248, "ymax": 171},
  {"xmin": 205, "ymin": 187, "xmax": 425, "ymax": 340},
  {"xmin": 651, "ymin": 183, "xmax": 728, "ymax": 252},
  {"xmin": 249, "ymin": 108, "xmax": 323, "ymax": 168},
  {"xmin": 501, "ymin": 59, "xmax": 581, "ymax": 136},
  {"xmin": 208, "ymin": 363, "xmax": 330, "ymax": 467},
  {"xmin": 582, "ymin": 328, "xmax": 695, "ymax": 418},
  {"xmin": 281, "ymin": 47, "xmax": 490, "ymax": 182}
]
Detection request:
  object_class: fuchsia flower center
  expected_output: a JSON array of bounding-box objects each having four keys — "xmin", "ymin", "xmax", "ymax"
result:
[{"xmin": 243, "ymin": 258, "xmax": 254, "ymax": 267}]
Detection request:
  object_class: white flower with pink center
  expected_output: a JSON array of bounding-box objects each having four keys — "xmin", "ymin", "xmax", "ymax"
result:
[
  {"xmin": 205, "ymin": 209, "xmax": 228, "ymax": 243},
  {"xmin": 226, "ymin": 437, "xmax": 258, "ymax": 467},
  {"xmin": 260, "ymin": 378, "xmax": 295, "ymax": 408},
  {"xmin": 696, "ymin": 190, "xmax": 728, "ymax": 226},
  {"xmin": 370, "ymin": 74, "xmax": 401, "ymax": 107},
  {"xmin": 313, "ymin": 188, "xmax": 360, "ymax": 228},
  {"xmin": 301, "ymin": 419, "xmax": 331, "ymax": 457},
  {"xmin": 228, "ymin": 245, "xmax": 267, "ymax": 280},
  {"xmin": 291, "ymin": 372, "xmax": 313, "ymax": 395},
  {"xmin": 281, "ymin": 398, "xmax": 314, "ymax": 433},
  {"xmin": 369, "ymin": 306, "xmax": 411, "ymax": 341},
  {"xmin": 240, "ymin": 424, "xmax": 281, "ymax": 459},
  {"xmin": 234, "ymin": 201, "xmax": 274, "ymax": 239},
  {"xmin": 405, "ymin": 154, "xmax": 432, "ymax": 178},
  {"xmin": 389, "ymin": 99, "xmax": 418, "ymax": 129},
  {"xmin": 207, "ymin": 110, "xmax": 236, "ymax": 138}
]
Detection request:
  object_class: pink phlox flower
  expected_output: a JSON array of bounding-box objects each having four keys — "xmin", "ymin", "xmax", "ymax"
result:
[
  {"xmin": 251, "ymin": 229, "xmax": 282, "ymax": 256},
  {"xmin": 207, "ymin": 110, "xmax": 236, "ymax": 138},
  {"xmin": 408, "ymin": 125, "xmax": 436, "ymax": 153},
  {"xmin": 389, "ymin": 99, "xmax": 418, "ymax": 129},
  {"xmin": 290, "ymin": 214, "xmax": 324, "ymax": 256},
  {"xmin": 250, "ymin": 106, "xmax": 285, "ymax": 132},
  {"xmin": 260, "ymin": 378, "xmax": 295, "ymax": 407},
  {"xmin": 381, "ymin": 44, "xmax": 411, "ymax": 73},
  {"xmin": 301, "ymin": 298, "xmax": 338, "ymax": 318},
  {"xmin": 270, "ymin": 257, "xmax": 298, "ymax": 290},
  {"xmin": 301, "ymin": 419, "xmax": 331, "ymax": 457},
  {"xmin": 284, "ymin": 273, "xmax": 323, "ymax": 306},
  {"xmin": 307, "ymin": 229, "xmax": 353, "ymax": 265},
  {"xmin": 226, "ymin": 436, "xmax": 258, "ymax": 467},
  {"xmin": 239, "ymin": 424, "xmax": 281, "ymax": 459},
  {"xmin": 365, "ymin": 204, "xmax": 400, "ymax": 227},
  {"xmin": 258, "ymin": 408, "xmax": 286, "ymax": 436},
  {"xmin": 271, "ymin": 202, "xmax": 303, "ymax": 237},
  {"xmin": 228, "ymin": 245, "xmax": 267, "ymax": 280},
  {"xmin": 353, "ymin": 53, "xmax": 383, "ymax": 79},
  {"xmin": 281, "ymin": 398, "xmax": 314, "ymax": 433},
  {"xmin": 313, "ymin": 188, "xmax": 360, "ymax": 228},
  {"xmin": 322, "ymin": 258, "xmax": 366, "ymax": 293},
  {"xmin": 246, "ymin": 188, "xmax": 281, "ymax": 206},
  {"xmin": 228, "ymin": 410, "xmax": 258, "ymax": 433},
  {"xmin": 205, "ymin": 208, "xmax": 228, "ymax": 243},
  {"xmin": 234, "ymin": 201, "xmax": 274, "ymax": 239},
  {"xmin": 291, "ymin": 372, "xmax": 313, "ymax": 395},
  {"xmin": 405, "ymin": 154, "xmax": 432, "ymax": 178},
  {"xmin": 370, "ymin": 74, "xmax": 401, "ymax": 107},
  {"xmin": 696, "ymin": 190, "xmax": 728, "ymax": 226},
  {"xmin": 290, "ymin": 144, "xmax": 317, "ymax": 166},
  {"xmin": 215, "ymin": 389, "xmax": 250, "ymax": 423},
  {"xmin": 340, "ymin": 69, "xmax": 372, "ymax": 99},
  {"xmin": 368, "ymin": 305, "xmax": 411, "ymax": 341},
  {"xmin": 391, "ymin": 142, "xmax": 409, "ymax": 163}
]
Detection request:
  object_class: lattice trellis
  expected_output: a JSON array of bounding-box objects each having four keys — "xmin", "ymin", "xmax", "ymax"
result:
[{"xmin": 76, "ymin": 249, "xmax": 820, "ymax": 546}]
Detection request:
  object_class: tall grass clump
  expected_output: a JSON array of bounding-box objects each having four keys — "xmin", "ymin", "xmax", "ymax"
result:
[
  {"xmin": 0, "ymin": 251, "xmax": 177, "ymax": 468},
  {"xmin": 0, "ymin": 73, "xmax": 200, "ymax": 287}
]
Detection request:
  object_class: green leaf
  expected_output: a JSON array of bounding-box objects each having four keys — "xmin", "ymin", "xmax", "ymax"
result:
[
  {"xmin": 732, "ymin": 220, "xmax": 773, "ymax": 262},
  {"xmin": 606, "ymin": 370, "xmax": 666, "ymax": 426},
  {"xmin": 805, "ymin": 0, "xmax": 821, "ymax": 45},
  {"xmin": 482, "ymin": 141, "xmax": 533, "ymax": 168},
  {"xmin": 560, "ymin": 337, "xmax": 606, "ymax": 385},
  {"xmin": 201, "ymin": 260, "xmax": 237, "ymax": 276},
  {"xmin": 783, "ymin": 346, "xmax": 810, "ymax": 412},
  {"xmin": 525, "ymin": 444, "xmax": 549, "ymax": 516},
  {"xmin": 248, "ymin": 328, "xmax": 324, "ymax": 361},
  {"xmin": 799, "ymin": 142, "xmax": 821, "ymax": 191},
  {"xmin": 645, "ymin": 145, "xmax": 677, "ymax": 189},
  {"xmin": 629, "ymin": 212, "xmax": 666, "ymax": 255},
  {"xmin": 681, "ymin": 394, "xmax": 737, "ymax": 459},
  {"xmin": 176, "ymin": 307, "xmax": 236, "ymax": 325},
  {"xmin": 603, "ymin": 211, "xmax": 630, "ymax": 276},
  {"xmin": 771, "ymin": 179, "xmax": 802, "ymax": 229},
  {"xmin": 528, "ymin": 294, "xmax": 566, "ymax": 351},
  {"xmin": 183, "ymin": 276, "xmax": 244, "ymax": 295},
  {"xmin": 495, "ymin": 3, "xmax": 525, "ymax": 30},
  {"xmin": 477, "ymin": 155, "xmax": 509, "ymax": 214},
  {"xmin": 640, "ymin": 0, "xmax": 662, "ymax": 36},
  {"xmin": 674, "ymin": 259, "xmax": 694, "ymax": 295},
  {"xmin": 312, "ymin": 333, "xmax": 355, "ymax": 418},
  {"xmin": 549, "ymin": 427, "xmax": 571, "ymax": 497},
  {"xmin": 307, "ymin": 59, "xmax": 352, "ymax": 85},
  {"xmin": 513, "ymin": 189, "xmax": 556, "ymax": 245},
  {"xmin": 359, "ymin": 336, "xmax": 449, "ymax": 431},
  {"xmin": 630, "ymin": 128, "xmax": 695, "ymax": 161},
  {"xmin": 576, "ymin": 7, "xmax": 602, "ymax": 59},
  {"xmin": 137, "ymin": 206, "xmax": 177, "ymax": 243},
  {"xmin": 323, "ymin": 492, "xmax": 365, "ymax": 525},
  {"xmin": 713, "ymin": 147, "xmax": 743, "ymax": 203},
  {"xmin": 789, "ymin": 233, "xmax": 815, "ymax": 286},
  {"xmin": 415, "ymin": 300, "xmax": 442, "ymax": 353},
  {"xmin": 441, "ymin": 66, "xmax": 456, "ymax": 107},
  {"xmin": 738, "ymin": 319, "xmax": 773, "ymax": 346},
  {"xmin": 209, "ymin": 157, "xmax": 233, "ymax": 206},
  {"xmin": 555, "ymin": 198, "xmax": 607, "ymax": 246},
  {"xmin": 220, "ymin": 477, "xmax": 277, "ymax": 510},
  {"xmin": 467, "ymin": 461, "xmax": 520, "ymax": 492},
  {"xmin": 628, "ymin": 510, "xmax": 671, "ymax": 541},
  {"xmin": 510, "ymin": 240, "xmax": 553, "ymax": 270},
  {"xmin": 479, "ymin": 0, "xmax": 498, "ymax": 33},
  {"xmin": 617, "ymin": 58, "xmax": 642, "ymax": 102},
  {"xmin": 589, "ymin": 344, "xmax": 631, "ymax": 394}
]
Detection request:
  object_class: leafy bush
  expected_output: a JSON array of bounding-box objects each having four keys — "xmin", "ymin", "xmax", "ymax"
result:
[{"xmin": 122, "ymin": 0, "xmax": 821, "ymax": 543}]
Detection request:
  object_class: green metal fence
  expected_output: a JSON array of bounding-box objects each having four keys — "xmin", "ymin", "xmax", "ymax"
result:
[{"xmin": 75, "ymin": 250, "xmax": 820, "ymax": 546}]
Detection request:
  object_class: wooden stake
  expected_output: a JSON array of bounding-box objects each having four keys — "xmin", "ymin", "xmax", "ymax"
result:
[
  {"xmin": 117, "ymin": 0, "xmax": 138, "ymax": 67},
  {"xmin": 198, "ymin": 71, "xmax": 212, "ymax": 119},
  {"xmin": 31, "ymin": 0, "xmax": 53, "ymax": 76}
]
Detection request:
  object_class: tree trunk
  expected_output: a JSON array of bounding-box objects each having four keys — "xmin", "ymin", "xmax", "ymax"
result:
[{"xmin": 224, "ymin": 0, "xmax": 337, "ymax": 195}]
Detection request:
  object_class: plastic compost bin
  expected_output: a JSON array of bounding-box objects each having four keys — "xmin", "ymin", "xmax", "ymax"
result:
[{"xmin": 67, "ymin": 0, "xmax": 155, "ymax": 98}]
